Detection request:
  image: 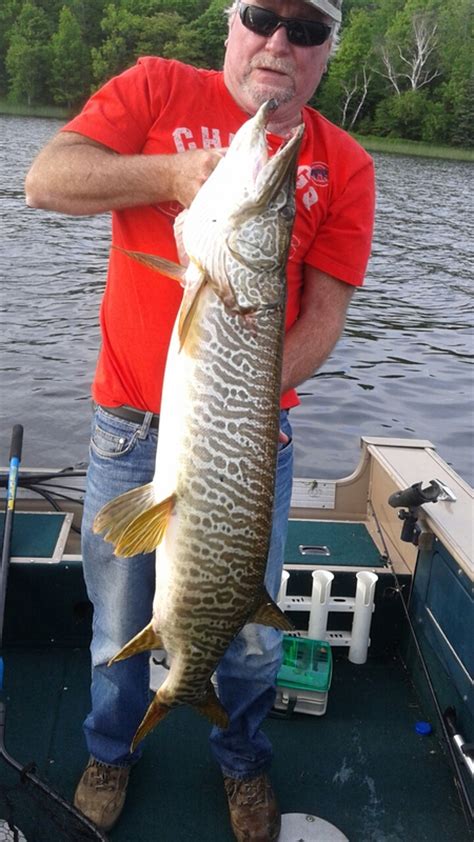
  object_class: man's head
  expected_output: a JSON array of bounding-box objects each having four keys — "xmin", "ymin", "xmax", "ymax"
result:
[{"xmin": 223, "ymin": 0, "xmax": 342, "ymax": 132}]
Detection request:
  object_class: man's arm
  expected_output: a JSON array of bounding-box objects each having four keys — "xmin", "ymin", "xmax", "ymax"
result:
[
  {"xmin": 25, "ymin": 131, "xmax": 224, "ymax": 216},
  {"xmin": 281, "ymin": 266, "xmax": 355, "ymax": 395}
]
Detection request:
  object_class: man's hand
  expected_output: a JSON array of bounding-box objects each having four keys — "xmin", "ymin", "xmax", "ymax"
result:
[
  {"xmin": 167, "ymin": 148, "xmax": 227, "ymax": 208},
  {"xmin": 25, "ymin": 131, "xmax": 227, "ymax": 216}
]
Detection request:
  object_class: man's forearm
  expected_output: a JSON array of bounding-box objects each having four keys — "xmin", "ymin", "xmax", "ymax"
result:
[
  {"xmin": 281, "ymin": 268, "xmax": 355, "ymax": 395},
  {"xmin": 281, "ymin": 311, "xmax": 345, "ymax": 394},
  {"xmin": 25, "ymin": 132, "xmax": 224, "ymax": 216}
]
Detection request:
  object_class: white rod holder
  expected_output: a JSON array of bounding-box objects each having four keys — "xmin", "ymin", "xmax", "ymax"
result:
[
  {"xmin": 348, "ymin": 571, "xmax": 378, "ymax": 664},
  {"xmin": 308, "ymin": 570, "xmax": 334, "ymax": 640},
  {"xmin": 277, "ymin": 570, "xmax": 290, "ymax": 607}
]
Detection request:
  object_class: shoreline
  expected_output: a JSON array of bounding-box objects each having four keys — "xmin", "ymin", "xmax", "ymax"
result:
[{"xmin": 1, "ymin": 101, "xmax": 472, "ymax": 163}]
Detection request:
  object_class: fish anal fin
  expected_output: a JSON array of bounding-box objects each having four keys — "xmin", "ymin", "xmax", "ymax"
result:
[
  {"xmin": 249, "ymin": 591, "xmax": 293, "ymax": 631},
  {"xmin": 114, "ymin": 493, "xmax": 176, "ymax": 557},
  {"xmin": 108, "ymin": 621, "xmax": 164, "ymax": 667},
  {"xmin": 130, "ymin": 694, "xmax": 170, "ymax": 751},
  {"xmin": 194, "ymin": 684, "xmax": 229, "ymax": 729},
  {"xmin": 113, "ymin": 246, "xmax": 186, "ymax": 284}
]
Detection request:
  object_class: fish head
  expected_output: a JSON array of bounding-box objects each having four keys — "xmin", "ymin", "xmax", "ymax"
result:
[{"xmin": 181, "ymin": 101, "xmax": 304, "ymax": 314}]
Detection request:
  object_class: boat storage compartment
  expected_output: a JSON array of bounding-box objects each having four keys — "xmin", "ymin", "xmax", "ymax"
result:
[{"xmin": 0, "ymin": 510, "xmax": 73, "ymax": 563}]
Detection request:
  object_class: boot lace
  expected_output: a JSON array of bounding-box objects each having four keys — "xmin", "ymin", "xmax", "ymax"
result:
[{"xmin": 89, "ymin": 760, "xmax": 125, "ymax": 792}]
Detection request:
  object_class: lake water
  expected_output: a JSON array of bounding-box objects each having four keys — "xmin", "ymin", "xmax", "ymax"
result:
[{"xmin": 1, "ymin": 115, "xmax": 473, "ymax": 485}]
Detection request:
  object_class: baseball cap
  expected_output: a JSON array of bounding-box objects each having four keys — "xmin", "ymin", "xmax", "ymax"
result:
[{"xmin": 305, "ymin": 0, "xmax": 342, "ymax": 24}]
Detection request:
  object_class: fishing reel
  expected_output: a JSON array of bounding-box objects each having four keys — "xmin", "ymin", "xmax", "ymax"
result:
[{"xmin": 388, "ymin": 479, "xmax": 457, "ymax": 545}]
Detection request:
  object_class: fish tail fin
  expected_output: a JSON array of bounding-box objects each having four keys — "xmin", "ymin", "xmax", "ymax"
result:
[
  {"xmin": 130, "ymin": 682, "xmax": 229, "ymax": 750},
  {"xmin": 131, "ymin": 692, "xmax": 170, "ymax": 752},
  {"xmin": 108, "ymin": 621, "xmax": 164, "ymax": 666},
  {"xmin": 94, "ymin": 486, "xmax": 176, "ymax": 557},
  {"xmin": 249, "ymin": 589, "xmax": 294, "ymax": 631},
  {"xmin": 194, "ymin": 683, "xmax": 229, "ymax": 729}
]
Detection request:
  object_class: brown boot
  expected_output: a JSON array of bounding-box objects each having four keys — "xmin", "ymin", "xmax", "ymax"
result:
[
  {"xmin": 223, "ymin": 773, "xmax": 281, "ymax": 842},
  {"xmin": 73, "ymin": 756, "xmax": 130, "ymax": 831}
]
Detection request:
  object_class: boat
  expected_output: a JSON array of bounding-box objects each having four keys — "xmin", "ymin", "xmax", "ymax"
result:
[{"xmin": 0, "ymin": 434, "xmax": 472, "ymax": 841}]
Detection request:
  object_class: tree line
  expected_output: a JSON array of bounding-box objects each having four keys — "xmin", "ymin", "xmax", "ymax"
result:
[{"xmin": 1, "ymin": 0, "xmax": 472, "ymax": 146}]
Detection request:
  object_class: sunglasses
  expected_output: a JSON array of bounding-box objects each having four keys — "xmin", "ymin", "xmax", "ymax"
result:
[{"xmin": 239, "ymin": 3, "xmax": 333, "ymax": 47}]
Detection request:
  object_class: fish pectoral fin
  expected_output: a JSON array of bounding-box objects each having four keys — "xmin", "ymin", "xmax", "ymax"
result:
[
  {"xmin": 113, "ymin": 246, "xmax": 186, "ymax": 283},
  {"xmin": 131, "ymin": 693, "xmax": 170, "ymax": 752},
  {"xmin": 93, "ymin": 482, "xmax": 156, "ymax": 547},
  {"xmin": 177, "ymin": 275, "xmax": 207, "ymax": 350},
  {"xmin": 194, "ymin": 684, "xmax": 229, "ymax": 729},
  {"xmin": 108, "ymin": 621, "xmax": 164, "ymax": 666},
  {"xmin": 112, "ymin": 493, "xmax": 177, "ymax": 557},
  {"xmin": 249, "ymin": 591, "xmax": 294, "ymax": 631}
]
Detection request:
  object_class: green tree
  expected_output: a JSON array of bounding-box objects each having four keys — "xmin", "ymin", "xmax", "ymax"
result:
[
  {"xmin": 437, "ymin": 0, "xmax": 473, "ymax": 146},
  {"xmin": 316, "ymin": 8, "xmax": 379, "ymax": 129},
  {"xmin": 0, "ymin": 0, "xmax": 22, "ymax": 96},
  {"xmin": 91, "ymin": 3, "xmax": 184, "ymax": 86},
  {"xmin": 50, "ymin": 6, "xmax": 90, "ymax": 107},
  {"xmin": 163, "ymin": 0, "xmax": 229, "ymax": 68},
  {"xmin": 5, "ymin": 1, "xmax": 51, "ymax": 105}
]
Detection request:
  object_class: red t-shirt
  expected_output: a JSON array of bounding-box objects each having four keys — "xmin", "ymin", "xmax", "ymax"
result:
[{"xmin": 63, "ymin": 57, "xmax": 375, "ymax": 413}]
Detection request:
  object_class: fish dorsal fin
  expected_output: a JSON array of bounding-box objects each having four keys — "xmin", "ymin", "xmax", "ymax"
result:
[
  {"xmin": 108, "ymin": 620, "xmax": 164, "ymax": 666},
  {"xmin": 249, "ymin": 591, "xmax": 294, "ymax": 631},
  {"xmin": 112, "ymin": 493, "xmax": 177, "ymax": 557},
  {"xmin": 131, "ymin": 694, "xmax": 170, "ymax": 751},
  {"xmin": 194, "ymin": 684, "xmax": 229, "ymax": 729},
  {"xmin": 113, "ymin": 245, "xmax": 186, "ymax": 284}
]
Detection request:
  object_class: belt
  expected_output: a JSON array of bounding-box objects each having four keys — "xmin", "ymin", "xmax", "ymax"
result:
[{"xmin": 97, "ymin": 404, "xmax": 160, "ymax": 430}]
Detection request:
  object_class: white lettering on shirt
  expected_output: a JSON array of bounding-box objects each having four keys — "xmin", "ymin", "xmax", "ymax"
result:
[
  {"xmin": 172, "ymin": 127, "xmax": 235, "ymax": 153},
  {"xmin": 296, "ymin": 165, "xmax": 319, "ymax": 211},
  {"xmin": 201, "ymin": 127, "xmax": 222, "ymax": 149},
  {"xmin": 173, "ymin": 127, "xmax": 197, "ymax": 152}
]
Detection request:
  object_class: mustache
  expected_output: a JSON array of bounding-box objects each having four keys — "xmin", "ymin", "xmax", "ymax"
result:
[{"xmin": 248, "ymin": 55, "xmax": 295, "ymax": 76}]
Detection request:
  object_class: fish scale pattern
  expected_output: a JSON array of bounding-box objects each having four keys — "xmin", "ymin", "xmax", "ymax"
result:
[
  {"xmin": 156, "ymin": 275, "xmax": 286, "ymax": 703},
  {"xmin": 100, "ymin": 103, "xmax": 304, "ymax": 737}
]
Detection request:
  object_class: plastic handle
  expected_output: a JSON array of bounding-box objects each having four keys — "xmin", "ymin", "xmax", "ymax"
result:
[{"xmin": 9, "ymin": 425, "xmax": 24, "ymax": 462}]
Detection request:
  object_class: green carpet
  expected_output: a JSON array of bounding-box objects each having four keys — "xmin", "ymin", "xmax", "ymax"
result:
[
  {"xmin": 0, "ymin": 648, "xmax": 469, "ymax": 842},
  {"xmin": 285, "ymin": 520, "xmax": 386, "ymax": 567}
]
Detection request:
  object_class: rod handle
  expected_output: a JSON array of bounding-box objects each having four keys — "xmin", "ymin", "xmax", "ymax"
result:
[{"xmin": 9, "ymin": 425, "xmax": 23, "ymax": 463}]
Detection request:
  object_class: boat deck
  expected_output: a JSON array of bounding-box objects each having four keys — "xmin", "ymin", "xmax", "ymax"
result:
[
  {"xmin": 1, "ymin": 448, "xmax": 472, "ymax": 841},
  {"xmin": 1, "ymin": 644, "xmax": 469, "ymax": 842}
]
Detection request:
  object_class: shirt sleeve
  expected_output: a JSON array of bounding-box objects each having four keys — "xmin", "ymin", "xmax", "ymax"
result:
[
  {"xmin": 61, "ymin": 58, "xmax": 163, "ymax": 154},
  {"xmin": 305, "ymin": 155, "xmax": 376, "ymax": 287}
]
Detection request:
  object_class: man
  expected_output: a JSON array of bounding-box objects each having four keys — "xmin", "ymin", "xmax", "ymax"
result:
[{"xmin": 25, "ymin": 1, "xmax": 375, "ymax": 839}]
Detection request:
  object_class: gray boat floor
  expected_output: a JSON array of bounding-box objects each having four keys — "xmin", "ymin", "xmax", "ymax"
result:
[{"xmin": 0, "ymin": 646, "xmax": 469, "ymax": 842}]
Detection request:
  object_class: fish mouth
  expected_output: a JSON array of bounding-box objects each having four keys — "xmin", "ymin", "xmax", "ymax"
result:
[{"xmin": 235, "ymin": 100, "xmax": 304, "ymax": 215}]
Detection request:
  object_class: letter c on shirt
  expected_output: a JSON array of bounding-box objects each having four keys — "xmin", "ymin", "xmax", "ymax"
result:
[{"xmin": 173, "ymin": 127, "xmax": 197, "ymax": 153}]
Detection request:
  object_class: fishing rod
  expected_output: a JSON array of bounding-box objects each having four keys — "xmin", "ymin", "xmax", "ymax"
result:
[{"xmin": 0, "ymin": 425, "xmax": 23, "ymax": 649}]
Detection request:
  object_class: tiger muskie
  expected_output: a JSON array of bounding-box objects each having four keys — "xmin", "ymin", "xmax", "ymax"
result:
[{"xmin": 93, "ymin": 99, "xmax": 304, "ymax": 751}]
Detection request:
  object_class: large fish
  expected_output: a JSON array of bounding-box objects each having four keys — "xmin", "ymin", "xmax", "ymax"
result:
[{"xmin": 93, "ymin": 100, "xmax": 303, "ymax": 750}]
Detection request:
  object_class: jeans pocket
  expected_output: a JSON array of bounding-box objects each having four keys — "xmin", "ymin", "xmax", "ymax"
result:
[
  {"xmin": 277, "ymin": 410, "xmax": 293, "ymax": 460},
  {"xmin": 90, "ymin": 415, "xmax": 139, "ymax": 460}
]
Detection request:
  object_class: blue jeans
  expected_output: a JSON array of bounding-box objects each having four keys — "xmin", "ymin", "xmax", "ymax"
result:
[{"xmin": 81, "ymin": 405, "xmax": 293, "ymax": 777}]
